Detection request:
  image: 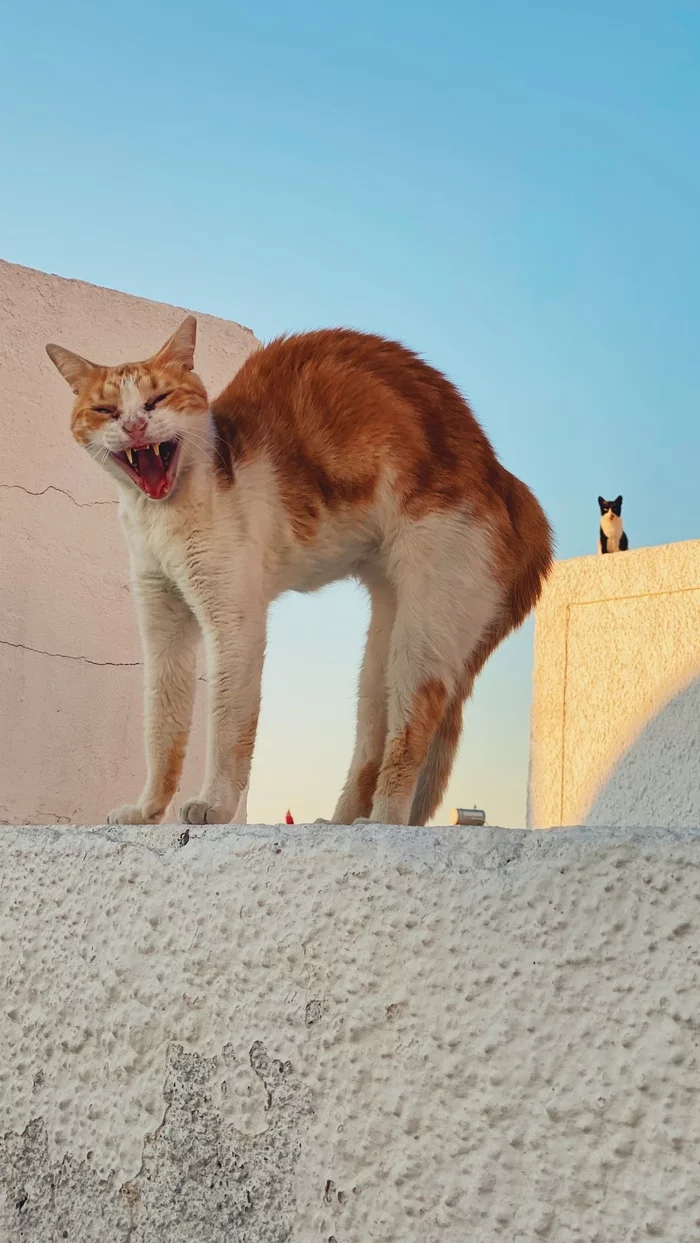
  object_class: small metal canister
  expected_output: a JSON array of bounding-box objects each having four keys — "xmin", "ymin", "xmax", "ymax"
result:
[{"xmin": 449, "ymin": 807, "xmax": 486, "ymax": 827}]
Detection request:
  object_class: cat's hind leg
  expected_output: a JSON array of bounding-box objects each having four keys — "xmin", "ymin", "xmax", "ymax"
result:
[
  {"xmin": 408, "ymin": 545, "xmax": 552, "ymax": 825},
  {"xmin": 327, "ymin": 578, "xmax": 395, "ymax": 824},
  {"xmin": 368, "ymin": 515, "xmax": 504, "ymax": 826},
  {"xmin": 407, "ymin": 680, "xmax": 470, "ymax": 826}
]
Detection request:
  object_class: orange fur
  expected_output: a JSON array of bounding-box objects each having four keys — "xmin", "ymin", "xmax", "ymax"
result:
[
  {"xmin": 212, "ymin": 330, "xmax": 549, "ymax": 551},
  {"xmin": 376, "ymin": 677, "xmax": 449, "ymax": 804},
  {"xmin": 48, "ymin": 320, "xmax": 553, "ymax": 827},
  {"xmin": 356, "ymin": 760, "xmax": 381, "ymax": 819},
  {"xmin": 409, "ymin": 691, "xmax": 465, "ymax": 826},
  {"xmin": 211, "ymin": 329, "xmax": 552, "ymax": 823},
  {"xmin": 161, "ymin": 732, "xmax": 188, "ymax": 807},
  {"xmin": 69, "ymin": 363, "xmax": 208, "ymax": 447}
]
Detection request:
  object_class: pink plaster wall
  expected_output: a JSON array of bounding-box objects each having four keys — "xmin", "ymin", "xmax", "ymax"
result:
[{"xmin": 0, "ymin": 259, "xmax": 259, "ymax": 825}]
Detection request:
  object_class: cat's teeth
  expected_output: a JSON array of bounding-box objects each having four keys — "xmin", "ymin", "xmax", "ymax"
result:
[
  {"xmin": 152, "ymin": 443, "xmax": 160, "ymax": 456},
  {"xmin": 125, "ymin": 448, "xmax": 134, "ymax": 465}
]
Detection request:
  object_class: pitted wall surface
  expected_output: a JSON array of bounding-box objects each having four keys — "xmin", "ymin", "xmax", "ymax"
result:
[{"xmin": 2, "ymin": 823, "xmax": 699, "ymax": 1241}]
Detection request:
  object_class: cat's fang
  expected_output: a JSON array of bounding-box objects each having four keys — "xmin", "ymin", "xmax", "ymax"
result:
[
  {"xmin": 125, "ymin": 448, "xmax": 134, "ymax": 464},
  {"xmin": 153, "ymin": 443, "xmax": 160, "ymax": 456}
]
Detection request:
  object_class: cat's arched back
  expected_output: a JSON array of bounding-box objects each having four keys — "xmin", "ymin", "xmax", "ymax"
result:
[{"xmin": 47, "ymin": 321, "xmax": 554, "ymax": 826}]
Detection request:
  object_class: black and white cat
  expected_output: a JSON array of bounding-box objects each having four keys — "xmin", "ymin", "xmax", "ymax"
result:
[{"xmin": 598, "ymin": 495, "xmax": 628, "ymax": 554}]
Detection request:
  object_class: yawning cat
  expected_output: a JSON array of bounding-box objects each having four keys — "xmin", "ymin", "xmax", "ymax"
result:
[{"xmin": 47, "ymin": 318, "xmax": 553, "ymax": 826}]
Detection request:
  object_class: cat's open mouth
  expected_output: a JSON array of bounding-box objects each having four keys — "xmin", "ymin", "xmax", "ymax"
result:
[{"xmin": 111, "ymin": 440, "xmax": 181, "ymax": 500}]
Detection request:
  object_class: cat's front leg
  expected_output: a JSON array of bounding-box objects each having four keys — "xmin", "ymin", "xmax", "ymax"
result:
[
  {"xmin": 233, "ymin": 779, "xmax": 249, "ymax": 825},
  {"xmin": 107, "ymin": 573, "xmax": 199, "ymax": 825},
  {"xmin": 180, "ymin": 602, "xmax": 266, "ymax": 826}
]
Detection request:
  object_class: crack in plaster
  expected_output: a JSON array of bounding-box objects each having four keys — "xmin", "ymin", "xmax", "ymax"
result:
[
  {"xmin": 0, "ymin": 639, "xmax": 140, "ymax": 668},
  {"xmin": 0, "ymin": 483, "xmax": 117, "ymax": 508},
  {"xmin": 1, "ymin": 640, "xmax": 209, "ymax": 681}
]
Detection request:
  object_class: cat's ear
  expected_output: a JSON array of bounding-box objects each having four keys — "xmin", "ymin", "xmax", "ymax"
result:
[
  {"xmin": 153, "ymin": 316, "xmax": 197, "ymax": 371},
  {"xmin": 597, "ymin": 496, "xmax": 605, "ymax": 509},
  {"xmin": 46, "ymin": 343, "xmax": 99, "ymax": 395},
  {"xmin": 615, "ymin": 495, "xmax": 623, "ymax": 507}
]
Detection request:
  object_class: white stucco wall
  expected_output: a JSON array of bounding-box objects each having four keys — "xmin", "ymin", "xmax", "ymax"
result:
[
  {"xmin": 2, "ymin": 822, "xmax": 699, "ymax": 1241},
  {"xmin": 0, "ymin": 258, "xmax": 259, "ymax": 826},
  {"xmin": 528, "ymin": 541, "xmax": 700, "ymax": 830}
]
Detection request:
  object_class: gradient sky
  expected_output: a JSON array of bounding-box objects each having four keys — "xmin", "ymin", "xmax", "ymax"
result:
[{"xmin": 2, "ymin": 0, "xmax": 699, "ymax": 825}]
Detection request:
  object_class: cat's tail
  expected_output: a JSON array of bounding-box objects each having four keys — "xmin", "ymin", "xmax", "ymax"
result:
[
  {"xmin": 501, "ymin": 470, "xmax": 555, "ymax": 629},
  {"xmin": 409, "ymin": 476, "xmax": 553, "ymax": 826}
]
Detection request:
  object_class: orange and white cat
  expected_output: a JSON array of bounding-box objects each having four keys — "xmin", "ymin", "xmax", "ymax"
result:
[{"xmin": 47, "ymin": 318, "xmax": 553, "ymax": 827}]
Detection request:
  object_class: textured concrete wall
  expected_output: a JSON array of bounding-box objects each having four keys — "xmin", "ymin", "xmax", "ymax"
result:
[
  {"xmin": 2, "ymin": 822, "xmax": 699, "ymax": 1242},
  {"xmin": 0, "ymin": 259, "xmax": 258, "ymax": 826},
  {"xmin": 528, "ymin": 541, "xmax": 700, "ymax": 829}
]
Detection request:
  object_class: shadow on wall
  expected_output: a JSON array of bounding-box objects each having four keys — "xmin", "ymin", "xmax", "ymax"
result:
[{"xmin": 585, "ymin": 675, "xmax": 700, "ymax": 829}]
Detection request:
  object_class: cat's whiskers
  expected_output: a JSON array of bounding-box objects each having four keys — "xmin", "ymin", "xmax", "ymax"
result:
[{"xmin": 181, "ymin": 427, "xmax": 231, "ymax": 475}]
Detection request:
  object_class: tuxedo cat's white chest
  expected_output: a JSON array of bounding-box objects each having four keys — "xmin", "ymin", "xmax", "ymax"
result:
[
  {"xmin": 600, "ymin": 512, "xmax": 623, "ymax": 550},
  {"xmin": 602, "ymin": 532, "xmax": 621, "ymax": 552}
]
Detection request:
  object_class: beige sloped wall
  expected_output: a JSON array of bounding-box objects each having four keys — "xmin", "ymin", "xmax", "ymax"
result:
[
  {"xmin": 0, "ymin": 258, "xmax": 259, "ymax": 825},
  {"xmin": 528, "ymin": 540, "xmax": 700, "ymax": 829}
]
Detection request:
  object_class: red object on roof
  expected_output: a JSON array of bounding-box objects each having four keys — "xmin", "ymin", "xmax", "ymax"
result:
[{"xmin": 285, "ymin": 809, "xmax": 294, "ymax": 824}]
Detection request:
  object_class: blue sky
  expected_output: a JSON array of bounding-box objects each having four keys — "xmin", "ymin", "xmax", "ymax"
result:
[{"xmin": 2, "ymin": 0, "xmax": 699, "ymax": 825}]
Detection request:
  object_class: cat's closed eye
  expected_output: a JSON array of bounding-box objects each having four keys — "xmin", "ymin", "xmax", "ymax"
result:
[
  {"xmin": 92, "ymin": 405, "xmax": 118, "ymax": 417},
  {"xmin": 144, "ymin": 391, "xmax": 173, "ymax": 412}
]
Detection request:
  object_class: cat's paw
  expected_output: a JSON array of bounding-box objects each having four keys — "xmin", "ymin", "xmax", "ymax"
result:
[
  {"xmin": 107, "ymin": 804, "xmax": 154, "ymax": 825},
  {"xmin": 179, "ymin": 798, "xmax": 232, "ymax": 826},
  {"xmin": 352, "ymin": 816, "xmax": 373, "ymax": 825},
  {"xmin": 314, "ymin": 817, "xmax": 331, "ymax": 824}
]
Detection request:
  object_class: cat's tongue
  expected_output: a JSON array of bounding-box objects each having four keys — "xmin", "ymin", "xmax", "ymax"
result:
[{"xmin": 136, "ymin": 447, "xmax": 168, "ymax": 499}]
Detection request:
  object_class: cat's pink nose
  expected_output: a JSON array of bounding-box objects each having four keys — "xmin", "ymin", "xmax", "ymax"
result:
[{"xmin": 123, "ymin": 415, "xmax": 148, "ymax": 436}]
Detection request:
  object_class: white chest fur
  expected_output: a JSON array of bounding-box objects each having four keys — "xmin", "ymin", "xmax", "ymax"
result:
[{"xmin": 600, "ymin": 511, "xmax": 623, "ymax": 552}]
